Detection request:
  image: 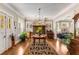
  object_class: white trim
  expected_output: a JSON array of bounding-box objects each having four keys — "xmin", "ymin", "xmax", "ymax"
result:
[
  {"xmin": 0, "ymin": 4, "xmax": 24, "ymax": 19},
  {"xmin": 53, "ymin": 3, "xmax": 77, "ymax": 20}
]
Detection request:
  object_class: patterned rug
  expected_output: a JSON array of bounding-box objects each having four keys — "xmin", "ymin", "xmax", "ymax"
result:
[{"xmin": 24, "ymin": 39, "xmax": 57, "ymax": 55}]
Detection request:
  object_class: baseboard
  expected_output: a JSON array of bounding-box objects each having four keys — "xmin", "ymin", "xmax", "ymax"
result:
[{"xmin": 1, "ymin": 40, "xmax": 21, "ymax": 55}]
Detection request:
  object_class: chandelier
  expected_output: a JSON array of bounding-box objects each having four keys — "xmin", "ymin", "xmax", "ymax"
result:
[{"xmin": 33, "ymin": 8, "xmax": 46, "ymax": 25}]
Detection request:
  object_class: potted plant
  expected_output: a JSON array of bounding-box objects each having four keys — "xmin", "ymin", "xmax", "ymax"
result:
[
  {"xmin": 63, "ymin": 33, "xmax": 73, "ymax": 45},
  {"xmin": 19, "ymin": 32, "xmax": 27, "ymax": 42}
]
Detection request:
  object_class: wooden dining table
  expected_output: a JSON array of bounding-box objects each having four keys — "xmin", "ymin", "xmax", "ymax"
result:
[{"xmin": 32, "ymin": 34, "xmax": 47, "ymax": 45}]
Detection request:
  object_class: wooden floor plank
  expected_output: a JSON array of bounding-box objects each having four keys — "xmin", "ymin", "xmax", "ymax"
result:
[{"xmin": 1, "ymin": 38, "xmax": 69, "ymax": 55}]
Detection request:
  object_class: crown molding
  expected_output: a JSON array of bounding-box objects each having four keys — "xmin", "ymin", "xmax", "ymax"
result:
[
  {"xmin": 53, "ymin": 3, "xmax": 77, "ymax": 20},
  {"xmin": 0, "ymin": 4, "xmax": 24, "ymax": 19}
]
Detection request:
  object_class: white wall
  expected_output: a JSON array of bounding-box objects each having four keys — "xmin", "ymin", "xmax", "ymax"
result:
[
  {"xmin": 0, "ymin": 4, "xmax": 24, "ymax": 54},
  {"xmin": 53, "ymin": 4, "xmax": 79, "ymax": 39}
]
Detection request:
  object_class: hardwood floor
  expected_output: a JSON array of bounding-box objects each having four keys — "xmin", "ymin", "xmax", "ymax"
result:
[
  {"xmin": 2, "ymin": 39, "xmax": 31, "ymax": 55},
  {"xmin": 68, "ymin": 37, "xmax": 79, "ymax": 55},
  {"xmin": 47, "ymin": 39, "xmax": 69, "ymax": 55},
  {"xmin": 1, "ymin": 38, "xmax": 69, "ymax": 55}
]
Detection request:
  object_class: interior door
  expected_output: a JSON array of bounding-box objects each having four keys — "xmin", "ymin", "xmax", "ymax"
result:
[
  {"xmin": 0, "ymin": 16, "xmax": 6, "ymax": 54},
  {"xmin": 0, "ymin": 15, "xmax": 14, "ymax": 54},
  {"xmin": 5, "ymin": 16, "xmax": 12, "ymax": 50}
]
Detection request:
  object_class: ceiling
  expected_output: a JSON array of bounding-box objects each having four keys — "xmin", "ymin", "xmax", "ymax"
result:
[{"xmin": 9, "ymin": 3, "xmax": 73, "ymax": 19}]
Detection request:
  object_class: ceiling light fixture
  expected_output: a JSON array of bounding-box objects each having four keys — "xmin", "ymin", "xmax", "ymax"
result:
[{"xmin": 38, "ymin": 8, "xmax": 41, "ymax": 20}]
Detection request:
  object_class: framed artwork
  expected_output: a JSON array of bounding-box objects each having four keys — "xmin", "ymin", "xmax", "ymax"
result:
[
  {"xmin": 0, "ymin": 16, "xmax": 5, "ymax": 29},
  {"xmin": 33, "ymin": 25, "xmax": 45, "ymax": 34},
  {"xmin": 8, "ymin": 17, "xmax": 11, "ymax": 29}
]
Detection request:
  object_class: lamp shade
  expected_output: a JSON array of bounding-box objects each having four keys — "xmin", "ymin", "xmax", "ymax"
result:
[{"xmin": 73, "ymin": 13, "xmax": 79, "ymax": 21}]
